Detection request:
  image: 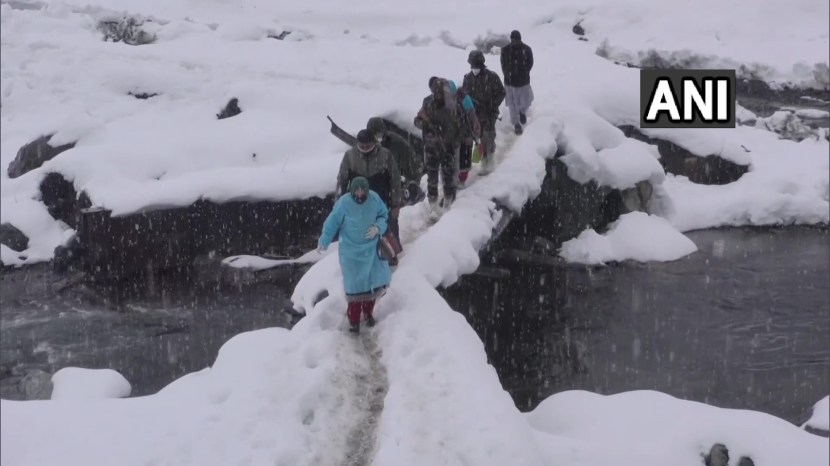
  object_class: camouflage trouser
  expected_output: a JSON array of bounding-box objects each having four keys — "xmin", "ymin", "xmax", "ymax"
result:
[
  {"xmin": 424, "ymin": 141, "xmax": 459, "ymax": 202},
  {"xmin": 480, "ymin": 116, "xmax": 497, "ymax": 157}
]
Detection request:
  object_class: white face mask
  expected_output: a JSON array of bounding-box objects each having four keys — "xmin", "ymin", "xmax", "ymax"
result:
[{"xmin": 471, "ymin": 68, "xmax": 481, "ymax": 76}]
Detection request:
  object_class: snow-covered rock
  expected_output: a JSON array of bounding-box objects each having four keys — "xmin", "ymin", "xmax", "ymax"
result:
[
  {"xmin": 802, "ymin": 396, "xmax": 830, "ymax": 436},
  {"xmin": 528, "ymin": 390, "xmax": 829, "ymax": 466},
  {"xmin": 756, "ymin": 110, "xmax": 823, "ymax": 141},
  {"xmin": 50, "ymin": 367, "xmax": 132, "ymax": 401},
  {"xmin": 559, "ymin": 211, "xmax": 698, "ymax": 265}
]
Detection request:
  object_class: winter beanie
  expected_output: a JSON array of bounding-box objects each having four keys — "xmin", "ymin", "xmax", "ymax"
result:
[
  {"xmin": 357, "ymin": 130, "xmax": 373, "ymax": 144},
  {"xmin": 366, "ymin": 118, "xmax": 386, "ymax": 137},
  {"xmin": 349, "ymin": 176, "xmax": 370, "ymax": 197},
  {"xmin": 468, "ymin": 50, "xmax": 485, "ymax": 66}
]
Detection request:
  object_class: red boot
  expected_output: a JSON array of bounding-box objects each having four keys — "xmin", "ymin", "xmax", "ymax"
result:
[
  {"xmin": 363, "ymin": 300, "xmax": 376, "ymax": 327},
  {"xmin": 347, "ymin": 302, "xmax": 362, "ymax": 333},
  {"xmin": 458, "ymin": 170, "xmax": 469, "ymax": 187}
]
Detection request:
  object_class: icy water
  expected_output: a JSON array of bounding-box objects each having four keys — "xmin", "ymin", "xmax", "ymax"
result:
[
  {"xmin": 445, "ymin": 226, "xmax": 829, "ymax": 424},
  {"xmin": 1, "ymin": 227, "xmax": 828, "ymax": 426},
  {"xmin": 0, "ymin": 271, "xmax": 294, "ymax": 398}
]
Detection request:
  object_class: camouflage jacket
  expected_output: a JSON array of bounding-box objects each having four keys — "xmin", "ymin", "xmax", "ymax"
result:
[{"xmin": 414, "ymin": 94, "xmax": 463, "ymax": 148}]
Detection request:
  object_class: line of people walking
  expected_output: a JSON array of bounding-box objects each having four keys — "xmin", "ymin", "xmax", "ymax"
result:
[{"xmin": 319, "ymin": 30, "xmax": 534, "ymax": 333}]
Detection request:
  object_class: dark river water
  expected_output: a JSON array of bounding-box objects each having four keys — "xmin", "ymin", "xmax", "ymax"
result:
[
  {"xmin": 2, "ymin": 227, "xmax": 828, "ymax": 425},
  {"xmin": 445, "ymin": 226, "xmax": 829, "ymax": 424},
  {"xmin": 0, "ymin": 270, "xmax": 294, "ymax": 399}
]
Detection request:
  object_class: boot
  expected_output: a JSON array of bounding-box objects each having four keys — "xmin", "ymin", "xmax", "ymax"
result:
[
  {"xmin": 349, "ymin": 321, "xmax": 360, "ymax": 334},
  {"xmin": 458, "ymin": 170, "xmax": 469, "ymax": 188},
  {"xmin": 520, "ymin": 112, "xmax": 527, "ymax": 124},
  {"xmin": 427, "ymin": 197, "xmax": 440, "ymax": 220},
  {"xmin": 441, "ymin": 193, "xmax": 456, "ymax": 211},
  {"xmin": 480, "ymin": 155, "xmax": 495, "ymax": 175},
  {"xmin": 514, "ymin": 124, "xmax": 523, "ymax": 135},
  {"xmin": 366, "ymin": 315, "xmax": 376, "ymax": 327}
]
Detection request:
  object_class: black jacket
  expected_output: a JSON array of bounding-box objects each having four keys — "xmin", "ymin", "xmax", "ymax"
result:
[
  {"xmin": 500, "ymin": 41, "xmax": 534, "ymax": 87},
  {"xmin": 382, "ymin": 132, "xmax": 421, "ymax": 184}
]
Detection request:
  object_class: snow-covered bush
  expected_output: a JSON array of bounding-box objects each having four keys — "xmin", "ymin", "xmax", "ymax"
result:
[{"xmin": 97, "ymin": 16, "xmax": 156, "ymax": 45}]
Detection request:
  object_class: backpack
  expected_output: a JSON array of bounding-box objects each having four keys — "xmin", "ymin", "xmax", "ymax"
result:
[{"xmin": 446, "ymin": 80, "xmax": 475, "ymax": 113}]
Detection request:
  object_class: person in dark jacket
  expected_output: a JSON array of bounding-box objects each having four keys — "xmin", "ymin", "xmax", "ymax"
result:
[
  {"xmin": 337, "ymin": 129, "xmax": 402, "ymax": 246},
  {"xmin": 463, "ymin": 50, "xmax": 505, "ymax": 175},
  {"xmin": 500, "ymin": 30, "xmax": 534, "ymax": 135},
  {"xmin": 366, "ymin": 117, "xmax": 424, "ymax": 205},
  {"xmin": 414, "ymin": 77, "xmax": 464, "ymax": 214}
]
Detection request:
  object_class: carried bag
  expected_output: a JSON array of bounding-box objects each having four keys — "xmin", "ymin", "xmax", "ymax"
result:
[
  {"xmin": 377, "ymin": 230, "xmax": 403, "ymax": 261},
  {"xmin": 471, "ymin": 141, "xmax": 484, "ymax": 164}
]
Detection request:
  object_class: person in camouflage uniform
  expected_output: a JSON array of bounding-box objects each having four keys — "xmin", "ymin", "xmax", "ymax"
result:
[
  {"xmin": 337, "ymin": 129, "xmax": 402, "ymax": 243},
  {"xmin": 366, "ymin": 117, "xmax": 424, "ymax": 205},
  {"xmin": 414, "ymin": 76, "xmax": 464, "ymax": 213},
  {"xmin": 462, "ymin": 50, "xmax": 505, "ymax": 175}
]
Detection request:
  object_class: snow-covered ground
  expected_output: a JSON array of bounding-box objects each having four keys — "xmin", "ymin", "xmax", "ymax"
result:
[
  {"xmin": 1, "ymin": 0, "xmax": 828, "ymax": 464},
  {"xmin": 803, "ymin": 396, "xmax": 830, "ymax": 432},
  {"xmin": 583, "ymin": 0, "xmax": 830, "ymax": 89}
]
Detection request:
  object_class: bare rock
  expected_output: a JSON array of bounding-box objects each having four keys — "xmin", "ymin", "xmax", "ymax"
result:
[
  {"xmin": 0, "ymin": 223, "xmax": 29, "ymax": 251},
  {"xmin": 619, "ymin": 125, "xmax": 748, "ymax": 185},
  {"xmin": 128, "ymin": 91, "xmax": 158, "ymax": 100},
  {"xmin": 20, "ymin": 369, "xmax": 53, "ymax": 400},
  {"xmin": 39, "ymin": 172, "xmax": 91, "ymax": 228},
  {"xmin": 620, "ymin": 180, "xmax": 653, "ymax": 214},
  {"xmin": 7, "ymin": 134, "xmax": 76, "ymax": 179},
  {"xmin": 217, "ymin": 98, "xmax": 242, "ymax": 119},
  {"xmin": 267, "ymin": 31, "xmax": 291, "ymax": 40},
  {"xmin": 704, "ymin": 443, "xmax": 729, "ymax": 466}
]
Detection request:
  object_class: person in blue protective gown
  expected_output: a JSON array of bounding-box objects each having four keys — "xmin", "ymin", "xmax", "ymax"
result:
[{"xmin": 317, "ymin": 176, "xmax": 392, "ymax": 333}]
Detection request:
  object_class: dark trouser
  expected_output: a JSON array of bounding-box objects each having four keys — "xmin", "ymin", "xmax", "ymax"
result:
[
  {"xmin": 347, "ymin": 300, "xmax": 376, "ymax": 325},
  {"xmin": 387, "ymin": 211, "xmax": 401, "ymax": 246},
  {"xmin": 459, "ymin": 141, "xmax": 473, "ymax": 184},
  {"xmin": 425, "ymin": 142, "xmax": 459, "ymax": 202}
]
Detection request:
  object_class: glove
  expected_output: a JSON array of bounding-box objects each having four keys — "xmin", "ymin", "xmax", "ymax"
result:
[
  {"xmin": 316, "ymin": 243, "xmax": 327, "ymax": 254},
  {"xmin": 365, "ymin": 225, "xmax": 380, "ymax": 239}
]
